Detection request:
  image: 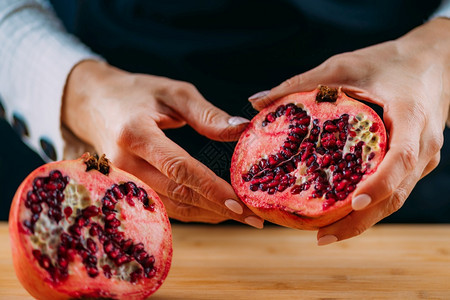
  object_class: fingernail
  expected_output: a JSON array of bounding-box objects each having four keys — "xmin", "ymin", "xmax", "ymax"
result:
[
  {"xmin": 224, "ymin": 199, "xmax": 243, "ymax": 214},
  {"xmin": 228, "ymin": 116, "xmax": 250, "ymax": 126},
  {"xmin": 352, "ymin": 194, "xmax": 372, "ymax": 210},
  {"xmin": 248, "ymin": 90, "xmax": 270, "ymax": 101},
  {"xmin": 317, "ymin": 235, "xmax": 338, "ymax": 246},
  {"xmin": 245, "ymin": 216, "xmax": 264, "ymax": 229}
]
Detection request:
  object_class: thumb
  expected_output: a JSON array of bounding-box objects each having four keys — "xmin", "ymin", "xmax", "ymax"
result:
[
  {"xmin": 168, "ymin": 84, "xmax": 250, "ymax": 141},
  {"xmin": 249, "ymin": 54, "xmax": 364, "ymax": 111}
]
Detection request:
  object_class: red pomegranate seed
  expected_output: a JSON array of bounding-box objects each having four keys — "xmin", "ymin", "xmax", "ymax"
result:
[
  {"xmin": 107, "ymin": 218, "xmax": 121, "ymax": 228},
  {"xmin": 83, "ymin": 205, "xmax": 99, "ymax": 218},
  {"xmin": 102, "ymin": 265, "xmax": 112, "ymax": 279},
  {"xmin": 145, "ymin": 268, "xmax": 157, "ymax": 279},
  {"xmin": 45, "ymin": 182, "xmax": 57, "ymax": 191},
  {"xmin": 115, "ymin": 255, "xmax": 131, "ymax": 266},
  {"xmin": 32, "ymin": 249, "xmax": 42, "ymax": 260},
  {"xmin": 324, "ymin": 123, "xmax": 338, "ymax": 132},
  {"xmin": 31, "ymin": 203, "xmax": 42, "ymax": 214},
  {"xmin": 58, "ymin": 257, "xmax": 68, "ymax": 269},
  {"xmin": 335, "ymin": 180, "xmax": 348, "ymax": 192},
  {"xmin": 369, "ymin": 123, "xmax": 378, "ymax": 132},
  {"xmin": 322, "ymin": 198, "xmax": 336, "ymax": 210},
  {"xmin": 126, "ymin": 194, "xmax": 135, "ymax": 207},
  {"xmin": 130, "ymin": 269, "xmax": 143, "ymax": 283},
  {"xmin": 108, "ymin": 249, "xmax": 121, "ymax": 260},
  {"xmin": 104, "ymin": 241, "xmax": 114, "ymax": 254},
  {"xmin": 86, "ymin": 266, "xmax": 99, "ymax": 278},
  {"xmin": 266, "ymin": 113, "xmax": 276, "ymax": 123},
  {"xmin": 87, "ymin": 238, "xmax": 97, "ymax": 253},
  {"xmin": 346, "ymin": 184, "xmax": 356, "ymax": 193},
  {"xmin": 39, "ymin": 254, "xmax": 52, "ymax": 269},
  {"xmin": 63, "ymin": 207, "xmax": 72, "ymax": 219}
]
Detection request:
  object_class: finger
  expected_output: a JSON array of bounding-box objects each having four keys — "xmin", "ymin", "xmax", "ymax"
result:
[
  {"xmin": 161, "ymin": 195, "xmax": 228, "ymax": 224},
  {"xmin": 129, "ymin": 157, "xmax": 262, "ymax": 225},
  {"xmin": 163, "ymin": 82, "xmax": 250, "ymax": 141},
  {"xmin": 111, "ymin": 154, "xmax": 228, "ymax": 223},
  {"xmin": 350, "ymin": 103, "xmax": 425, "ymax": 211},
  {"xmin": 118, "ymin": 120, "xmax": 264, "ymax": 228},
  {"xmin": 317, "ymin": 169, "xmax": 421, "ymax": 245}
]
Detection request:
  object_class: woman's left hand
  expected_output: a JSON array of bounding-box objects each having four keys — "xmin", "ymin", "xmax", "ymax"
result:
[{"xmin": 249, "ymin": 18, "xmax": 450, "ymax": 245}]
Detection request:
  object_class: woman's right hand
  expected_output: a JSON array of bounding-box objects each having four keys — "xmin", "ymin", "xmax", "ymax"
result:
[{"xmin": 61, "ymin": 60, "xmax": 264, "ymax": 228}]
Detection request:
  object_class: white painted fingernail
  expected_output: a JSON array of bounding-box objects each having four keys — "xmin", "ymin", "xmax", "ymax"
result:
[
  {"xmin": 224, "ymin": 199, "xmax": 243, "ymax": 214},
  {"xmin": 317, "ymin": 235, "xmax": 338, "ymax": 246},
  {"xmin": 248, "ymin": 90, "xmax": 270, "ymax": 101},
  {"xmin": 352, "ymin": 194, "xmax": 372, "ymax": 210},
  {"xmin": 228, "ymin": 116, "xmax": 250, "ymax": 126},
  {"xmin": 245, "ymin": 216, "xmax": 264, "ymax": 229}
]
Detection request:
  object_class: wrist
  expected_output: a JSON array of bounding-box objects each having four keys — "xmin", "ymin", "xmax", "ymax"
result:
[
  {"xmin": 397, "ymin": 18, "xmax": 450, "ymax": 127},
  {"xmin": 61, "ymin": 60, "xmax": 123, "ymax": 147},
  {"xmin": 398, "ymin": 18, "xmax": 450, "ymax": 69}
]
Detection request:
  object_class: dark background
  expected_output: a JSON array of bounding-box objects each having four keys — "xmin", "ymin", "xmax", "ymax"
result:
[{"xmin": 1, "ymin": 0, "xmax": 449, "ymax": 222}]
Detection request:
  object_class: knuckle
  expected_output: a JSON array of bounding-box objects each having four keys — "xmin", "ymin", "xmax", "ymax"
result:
[
  {"xmin": 199, "ymin": 181, "xmax": 218, "ymax": 202},
  {"xmin": 325, "ymin": 54, "xmax": 352, "ymax": 74},
  {"xmin": 428, "ymin": 133, "xmax": 444, "ymax": 155},
  {"xmin": 324, "ymin": 52, "xmax": 371, "ymax": 85},
  {"xmin": 407, "ymin": 100, "xmax": 427, "ymax": 126},
  {"xmin": 281, "ymin": 75, "xmax": 302, "ymax": 89},
  {"xmin": 161, "ymin": 157, "xmax": 189, "ymax": 183},
  {"xmin": 199, "ymin": 106, "xmax": 219, "ymax": 125},
  {"xmin": 170, "ymin": 81, "xmax": 197, "ymax": 100},
  {"xmin": 115, "ymin": 118, "xmax": 152, "ymax": 152},
  {"xmin": 207, "ymin": 217, "xmax": 227, "ymax": 224},
  {"xmin": 352, "ymin": 225, "xmax": 368, "ymax": 238},
  {"xmin": 387, "ymin": 188, "xmax": 408, "ymax": 214},
  {"xmin": 115, "ymin": 122, "xmax": 134, "ymax": 149},
  {"xmin": 398, "ymin": 143, "xmax": 419, "ymax": 173},
  {"xmin": 167, "ymin": 183, "xmax": 193, "ymax": 202},
  {"xmin": 378, "ymin": 176, "xmax": 397, "ymax": 197},
  {"xmin": 428, "ymin": 153, "xmax": 441, "ymax": 170},
  {"xmin": 345, "ymin": 213, "xmax": 369, "ymax": 237},
  {"xmin": 168, "ymin": 211, "xmax": 191, "ymax": 223}
]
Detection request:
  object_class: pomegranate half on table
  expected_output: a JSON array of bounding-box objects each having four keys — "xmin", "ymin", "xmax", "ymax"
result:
[{"xmin": 9, "ymin": 153, "xmax": 172, "ymax": 300}]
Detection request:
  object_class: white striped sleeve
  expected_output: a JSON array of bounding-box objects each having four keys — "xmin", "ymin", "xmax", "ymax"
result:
[
  {"xmin": 430, "ymin": 0, "xmax": 450, "ymax": 19},
  {"xmin": 429, "ymin": 0, "xmax": 450, "ymax": 127},
  {"xmin": 0, "ymin": 0, "xmax": 102, "ymax": 161}
]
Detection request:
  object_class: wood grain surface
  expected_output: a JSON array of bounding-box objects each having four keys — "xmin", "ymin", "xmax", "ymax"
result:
[{"xmin": 1, "ymin": 223, "xmax": 450, "ymax": 299}]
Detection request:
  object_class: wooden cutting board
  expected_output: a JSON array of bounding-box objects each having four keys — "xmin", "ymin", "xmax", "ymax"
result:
[{"xmin": 1, "ymin": 223, "xmax": 450, "ymax": 299}]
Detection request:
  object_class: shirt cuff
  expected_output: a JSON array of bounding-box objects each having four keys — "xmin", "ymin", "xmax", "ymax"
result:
[
  {"xmin": 428, "ymin": 0, "xmax": 450, "ymax": 128},
  {"xmin": 0, "ymin": 0, "xmax": 102, "ymax": 162},
  {"xmin": 429, "ymin": 0, "xmax": 450, "ymax": 19}
]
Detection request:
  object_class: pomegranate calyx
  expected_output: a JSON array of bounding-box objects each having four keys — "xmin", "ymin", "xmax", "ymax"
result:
[
  {"xmin": 316, "ymin": 85, "xmax": 339, "ymax": 103},
  {"xmin": 83, "ymin": 153, "xmax": 110, "ymax": 175}
]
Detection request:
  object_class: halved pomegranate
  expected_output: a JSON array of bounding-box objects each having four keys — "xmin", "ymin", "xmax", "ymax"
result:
[
  {"xmin": 9, "ymin": 153, "xmax": 172, "ymax": 300},
  {"xmin": 231, "ymin": 86, "xmax": 387, "ymax": 230}
]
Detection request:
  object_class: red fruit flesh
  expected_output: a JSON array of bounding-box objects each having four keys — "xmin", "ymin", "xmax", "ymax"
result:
[
  {"xmin": 9, "ymin": 154, "xmax": 172, "ymax": 300},
  {"xmin": 231, "ymin": 86, "xmax": 387, "ymax": 230}
]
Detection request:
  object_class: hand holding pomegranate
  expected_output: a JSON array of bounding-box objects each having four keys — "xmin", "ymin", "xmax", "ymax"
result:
[
  {"xmin": 249, "ymin": 18, "xmax": 450, "ymax": 244},
  {"xmin": 62, "ymin": 60, "xmax": 264, "ymax": 228}
]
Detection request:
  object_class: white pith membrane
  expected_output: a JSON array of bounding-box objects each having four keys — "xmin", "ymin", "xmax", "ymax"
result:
[
  {"xmin": 26, "ymin": 177, "xmax": 153, "ymax": 283},
  {"xmin": 242, "ymin": 103, "xmax": 381, "ymax": 208},
  {"xmin": 292, "ymin": 113, "xmax": 376, "ymax": 186}
]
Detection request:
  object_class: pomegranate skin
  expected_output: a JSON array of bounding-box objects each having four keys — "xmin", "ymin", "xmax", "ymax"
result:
[
  {"xmin": 231, "ymin": 87, "xmax": 387, "ymax": 230},
  {"xmin": 9, "ymin": 154, "xmax": 172, "ymax": 300}
]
